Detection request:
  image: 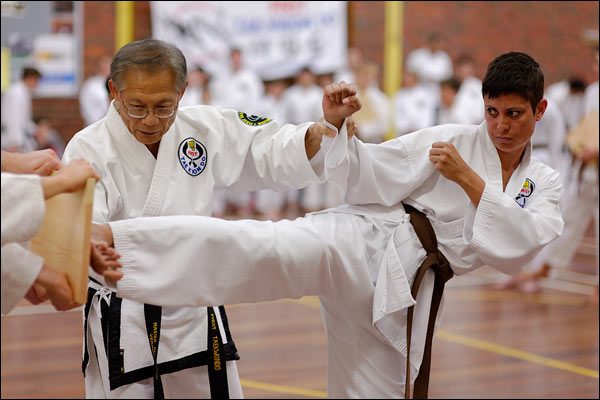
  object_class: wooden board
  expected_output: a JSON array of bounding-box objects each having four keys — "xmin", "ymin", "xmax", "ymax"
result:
[{"xmin": 29, "ymin": 178, "xmax": 96, "ymax": 304}]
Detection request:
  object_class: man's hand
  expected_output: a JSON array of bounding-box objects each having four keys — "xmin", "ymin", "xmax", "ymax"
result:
[
  {"xmin": 1, "ymin": 149, "xmax": 62, "ymax": 176},
  {"xmin": 322, "ymin": 81, "xmax": 362, "ymax": 130},
  {"xmin": 90, "ymin": 240, "xmax": 123, "ymax": 283},
  {"xmin": 429, "ymin": 142, "xmax": 485, "ymax": 206}
]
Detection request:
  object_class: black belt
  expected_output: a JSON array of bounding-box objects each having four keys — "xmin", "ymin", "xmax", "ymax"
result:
[
  {"xmin": 403, "ymin": 204, "xmax": 454, "ymax": 399},
  {"xmin": 83, "ymin": 278, "xmax": 239, "ymax": 398}
]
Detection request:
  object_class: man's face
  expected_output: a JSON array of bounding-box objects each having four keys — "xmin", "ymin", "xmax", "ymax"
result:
[
  {"xmin": 110, "ymin": 69, "xmax": 184, "ymax": 147},
  {"xmin": 484, "ymin": 93, "xmax": 547, "ymax": 157}
]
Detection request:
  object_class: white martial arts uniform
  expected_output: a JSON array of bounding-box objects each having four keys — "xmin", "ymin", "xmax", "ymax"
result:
[
  {"xmin": 393, "ymin": 85, "xmax": 437, "ymax": 136},
  {"xmin": 1, "ymin": 173, "xmax": 46, "ymax": 315},
  {"xmin": 531, "ymin": 81, "xmax": 599, "ymax": 276},
  {"xmin": 405, "ymin": 47, "xmax": 453, "ymax": 102},
  {"xmin": 63, "ymin": 102, "xmax": 325, "ymax": 398},
  {"xmin": 284, "ymin": 83, "xmax": 325, "ymax": 210},
  {"xmin": 531, "ymin": 97, "xmax": 568, "ymax": 176},
  {"xmin": 453, "ymin": 77, "xmax": 485, "ymax": 125},
  {"xmin": 110, "ymin": 122, "xmax": 563, "ymax": 398},
  {"xmin": 1, "ymin": 81, "xmax": 38, "ymax": 152},
  {"xmin": 79, "ymin": 75, "xmax": 110, "ymax": 127}
]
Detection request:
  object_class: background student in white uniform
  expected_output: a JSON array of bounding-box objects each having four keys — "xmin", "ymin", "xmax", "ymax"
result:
[
  {"xmin": 1, "ymin": 67, "xmax": 42, "ymax": 153},
  {"xmin": 79, "ymin": 55, "xmax": 112, "ymax": 127},
  {"xmin": 1, "ymin": 150, "xmax": 101, "ymax": 314},
  {"xmin": 405, "ymin": 31, "xmax": 453, "ymax": 105},
  {"xmin": 93, "ymin": 52, "xmax": 563, "ymax": 398},
  {"xmin": 392, "ymin": 69, "xmax": 437, "ymax": 136},
  {"xmin": 62, "ymin": 39, "xmax": 361, "ymax": 399}
]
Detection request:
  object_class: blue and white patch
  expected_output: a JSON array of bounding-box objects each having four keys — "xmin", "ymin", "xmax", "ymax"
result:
[
  {"xmin": 178, "ymin": 137, "xmax": 207, "ymax": 176},
  {"xmin": 515, "ymin": 178, "xmax": 535, "ymax": 208},
  {"xmin": 238, "ymin": 112, "xmax": 272, "ymax": 126}
]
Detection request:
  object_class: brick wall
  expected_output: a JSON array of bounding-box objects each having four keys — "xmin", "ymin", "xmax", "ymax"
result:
[{"xmin": 34, "ymin": 1, "xmax": 598, "ymax": 145}]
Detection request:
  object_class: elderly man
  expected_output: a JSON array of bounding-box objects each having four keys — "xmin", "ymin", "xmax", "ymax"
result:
[
  {"xmin": 92, "ymin": 52, "xmax": 563, "ymax": 398},
  {"xmin": 62, "ymin": 38, "xmax": 360, "ymax": 399}
]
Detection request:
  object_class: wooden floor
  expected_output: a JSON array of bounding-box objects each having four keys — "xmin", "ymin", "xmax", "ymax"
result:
[{"xmin": 2, "ymin": 233, "xmax": 598, "ymax": 398}]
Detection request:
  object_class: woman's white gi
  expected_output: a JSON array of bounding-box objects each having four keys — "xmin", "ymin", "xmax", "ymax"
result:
[
  {"xmin": 110, "ymin": 122, "xmax": 564, "ymax": 398},
  {"xmin": 62, "ymin": 102, "xmax": 326, "ymax": 398},
  {"xmin": 1, "ymin": 173, "xmax": 46, "ymax": 315}
]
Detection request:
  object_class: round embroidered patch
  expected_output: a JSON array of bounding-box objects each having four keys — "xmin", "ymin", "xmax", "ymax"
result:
[
  {"xmin": 238, "ymin": 112, "xmax": 272, "ymax": 126},
  {"xmin": 178, "ymin": 137, "xmax": 207, "ymax": 176}
]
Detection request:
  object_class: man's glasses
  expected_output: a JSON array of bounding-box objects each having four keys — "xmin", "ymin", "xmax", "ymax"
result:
[{"xmin": 122, "ymin": 102, "xmax": 177, "ymax": 119}]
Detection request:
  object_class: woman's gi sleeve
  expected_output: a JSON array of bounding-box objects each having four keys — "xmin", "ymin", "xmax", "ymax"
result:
[
  {"xmin": 462, "ymin": 171, "xmax": 564, "ymax": 275},
  {"xmin": 113, "ymin": 216, "xmax": 330, "ymax": 307},
  {"xmin": 324, "ymin": 126, "xmax": 444, "ymax": 206}
]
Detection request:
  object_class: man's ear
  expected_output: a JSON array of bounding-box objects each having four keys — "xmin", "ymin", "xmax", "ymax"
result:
[
  {"xmin": 535, "ymin": 98, "xmax": 548, "ymax": 121},
  {"xmin": 108, "ymin": 79, "xmax": 120, "ymax": 101},
  {"xmin": 179, "ymin": 81, "xmax": 189, "ymax": 100}
]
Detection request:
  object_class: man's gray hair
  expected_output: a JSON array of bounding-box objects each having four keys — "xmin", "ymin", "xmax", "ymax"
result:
[{"xmin": 110, "ymin": 39, "xmax": 187, "ymax": 91}]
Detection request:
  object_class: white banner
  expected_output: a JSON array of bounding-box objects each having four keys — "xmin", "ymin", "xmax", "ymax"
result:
[{"xmin": 151, "ymin": 1, "xmax": 347, "ymax": 80}]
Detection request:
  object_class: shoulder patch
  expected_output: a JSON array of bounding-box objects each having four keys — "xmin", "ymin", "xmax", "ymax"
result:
[
  {"xmin": 238, "ymin": 112, "xmax": 272, "ymax": 126},
  {"xmin": 178, "ymin": 137, "xmax": 207, "ymax": 176},
  {"xmin": 515, "ymin": 178, "xmax": 535, "ymax": 208}
]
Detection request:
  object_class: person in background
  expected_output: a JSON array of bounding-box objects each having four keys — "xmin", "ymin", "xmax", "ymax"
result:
[
  {"xmin": 352, "ymin": 62, "xmax": 390, "ymax": 144},
  {"xmin": 405, "ymin": 32, "xmax": 453, "ymax": 101},
  {"xmin": 1, "ymin": 67, "xmax": 42, "ymax": 153},
  {"xmin": 393, "ymin": 69, "xmax": 437, "ymax": 136},
  {"xmin": 32, "ymin": 117, "xmax": 66, "ymax": 158},
  {"xmin": 284, "ymin": 66, "xmax": 325, "ymax": 213},
  {"xmin": 335, "ymin": 46, "xmax": 365, "ymax": 85},
  {"xmin": 453, "ymin": 54, "xmax": 485, "ymax": 125},
  {"xmin": 179, "ymin": 66, "xmax": 212, "ymax": 107},
  {"xmin": 435, "ymin": 77, "xmax": 462, "ymax": 125},
  {"xmin": 253, "ymin": 77, "xmax": 292, "ymax": 220},
  {"xmin": 79, "ymin": 55, "xmax": 112, "ymax": 126},
  {"xmin": 545, "ymin": 76, "xmax": 587, "ymax": 130}
]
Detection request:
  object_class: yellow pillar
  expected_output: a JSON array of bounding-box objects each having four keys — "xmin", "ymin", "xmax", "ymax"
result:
[
  {"xmin": 1, "ymin": 48, "xmax": 10, "ymax": 92},
  {"xmin": 115, "ymin": 1, "xmax": 135, "ymax": 51},
  {"xmin": 383, "ymin": 1, "xmax": 404, "ymax": 140}
]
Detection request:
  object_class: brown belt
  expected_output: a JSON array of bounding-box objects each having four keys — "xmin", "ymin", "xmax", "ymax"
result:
[{"xmin": 403, "ymin": 203, "xmax": 454, "ymax": 399}]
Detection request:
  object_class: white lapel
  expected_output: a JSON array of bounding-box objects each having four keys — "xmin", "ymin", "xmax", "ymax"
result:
[
  {"xmin": 504, "ymin": 143, "xmax": 533, "ymax": 205},
  {"xmin": 480, "ymin": 122, "xmax": 504, "ymax": 192},
  {"xmin": 142, "ymin": 127, "xmax": 177, "ymax": 217}
]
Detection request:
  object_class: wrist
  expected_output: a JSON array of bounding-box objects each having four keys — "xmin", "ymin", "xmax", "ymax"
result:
[
  {"xmin": 92, "ymin": 223, "xmax": 114, "ymax": 247},
  {"xmin": 305, "ymin": 124, "xmax": 323, "ymax": 160},
  {"xmin": 323, "ymin": 116, "xmax": 344, "ymax": 131},
  {"xmin": 41, "ymin": 174, "xmax": 66, "ymax": 199}
]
